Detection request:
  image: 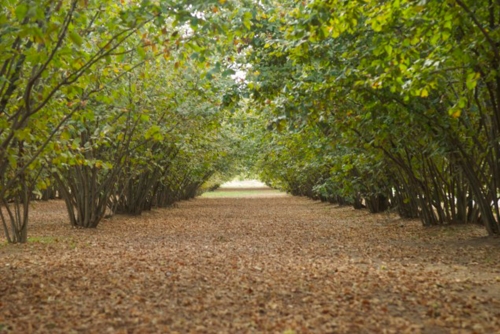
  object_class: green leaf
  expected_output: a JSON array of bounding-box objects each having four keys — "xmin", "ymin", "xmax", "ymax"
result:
[
  {"xmin": 15, "ymin": 4, "xmax": 29, "ymax": 21},
  {"xmin": 385, "ymin": 45, "xmax": 393, "ymax": 56},
  {"xmin": 60, "ymin": 131, "xmax": 71, "ymax": 140},
  {"xmin": 222, "ymin": 69, "xmax": 236, "ymax": 77},
  {"xmin": 137, "ymin": 46, "xmax": 147, "ymax": 59},
  {"xmin": 8, "ymin": 154, "xmax": 17, "ymax": 169},
  {"xmin": 145, "ymin": 125, "xmax": 161, "ymax": 140},
  {"xmin": 243, "ymin": 11, "xmax": 253, "ymax": 30},
  {"xmin": 69, "ymin": 30, "xmax": 83, "ymax": 46},
  {"xmin": 466, "ymin": 72, "xmax": 480, "ymax": 90}
]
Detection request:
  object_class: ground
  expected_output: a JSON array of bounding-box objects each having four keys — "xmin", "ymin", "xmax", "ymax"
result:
[{"xmin": 1, "ymin": 188, "xmax": 500, "ymax": 333}]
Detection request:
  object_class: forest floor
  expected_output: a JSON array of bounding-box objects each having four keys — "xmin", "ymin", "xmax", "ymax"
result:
[{"xmin": 1, "ymin": 189, "xmax": 500, "ymax": 333}]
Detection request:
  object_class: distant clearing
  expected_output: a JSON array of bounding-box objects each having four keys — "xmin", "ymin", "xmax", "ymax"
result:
[{"xmin": 201, "ymin": 187, "xmax": 285, "ymax": 198}]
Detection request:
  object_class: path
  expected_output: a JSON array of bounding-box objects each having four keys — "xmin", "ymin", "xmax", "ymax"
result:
[{"xmin": 1, "ymin": 193, "xmax": 500, "ymax": 333}]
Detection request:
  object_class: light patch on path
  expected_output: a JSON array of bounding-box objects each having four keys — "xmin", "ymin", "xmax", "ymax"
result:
[{"xmin": 220, "ymin": 179, "xmax": 268, "ymax": 188}]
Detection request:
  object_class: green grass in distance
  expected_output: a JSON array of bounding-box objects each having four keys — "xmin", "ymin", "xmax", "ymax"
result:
[{"xmin": 201, "ymin": 189, "xmax": 282, "ymax": 198}]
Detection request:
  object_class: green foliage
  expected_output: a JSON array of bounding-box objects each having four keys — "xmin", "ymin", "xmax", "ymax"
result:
[
  {"xmin": 233, "ymin": 0, "xmax": 500, "ymax": 232},
  {"xmin": 0, "ymin": 0, "xmax": 245, "ymax": 241},
  {"xmin": 4, "ymin": 0, "xmax": 500, "ymax": 240}
]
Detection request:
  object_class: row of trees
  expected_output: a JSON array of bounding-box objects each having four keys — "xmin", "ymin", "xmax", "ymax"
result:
[
  {"xmin": 5, "ymin": 0, "xmax": 500, "ymax": 241},
  {"xmin": 0, "ymin": 0, "xmax": 242, "ymax": 243},
  {"xmin": 228, "ymin": 0, "xmax": 500, "ymax": 235}
]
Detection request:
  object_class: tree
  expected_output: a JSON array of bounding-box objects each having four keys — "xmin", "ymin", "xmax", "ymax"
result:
[
  {"xmin": 0, "ymin": 0, "xmax": 171, "ymax": 241},
  {"xmin": 0, "ymin": 0, "xmax": 239, "ymax": 241},
  {"xmin": 232, "ymin": 0, "xmax": 500, "ymax": 233}
]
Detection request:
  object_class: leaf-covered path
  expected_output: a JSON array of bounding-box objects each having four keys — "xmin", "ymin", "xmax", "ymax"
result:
[{"xmin": 1, "ymin": 193, "xmax": 500, "ymax": 333}]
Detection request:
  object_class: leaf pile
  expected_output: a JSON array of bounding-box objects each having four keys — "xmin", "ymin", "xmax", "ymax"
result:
[{"xmin": 1, "ymin": 194, "xmax": 500, "ymax": 333}]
